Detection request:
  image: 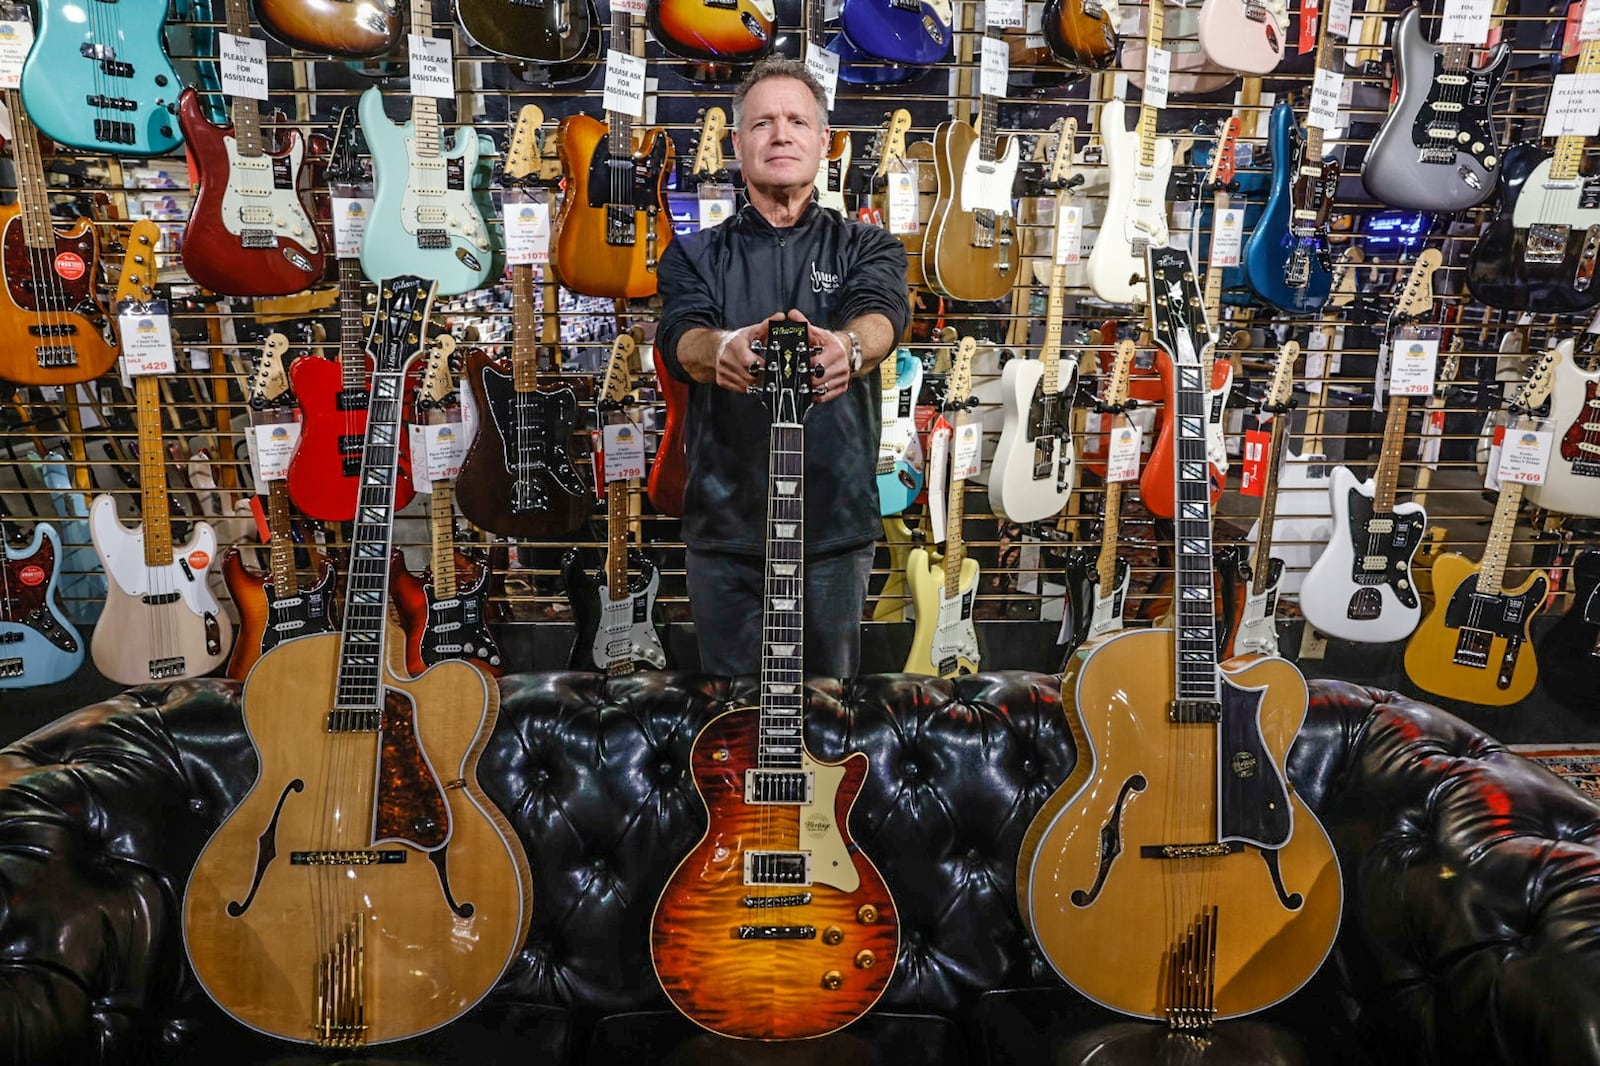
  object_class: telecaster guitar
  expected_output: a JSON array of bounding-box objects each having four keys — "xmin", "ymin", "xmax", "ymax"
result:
[
  {"xmin": 1196, "ymin": 0, "xmax": 1285, "ymax": 74},
  {"xmin": 1526, "ymin": 339, "xmax": 1600, "ymax": 519},
  {"xmin": 0, "ymin": 521, "xmax": 84, "ymax": 688}
]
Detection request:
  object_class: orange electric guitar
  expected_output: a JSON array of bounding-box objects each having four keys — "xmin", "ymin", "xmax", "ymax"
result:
[{"xmin": 650, "ymin": 319, "xmax": 899, "ymax": 1040}]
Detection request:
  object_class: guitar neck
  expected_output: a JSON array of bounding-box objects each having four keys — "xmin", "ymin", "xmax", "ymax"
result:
[
  {"xmin": 430, "ymin": 479, "xmax": 457, "ymax": 599},
  {"xmin": 4, "ymin": 88, "xmax": 54, "ymax": 249},
  {"xmin": 760, "ymin": 419, "xmax": 805, "ymax": 765},
  {"xmin": 134, "ymin": 375, "xmax": 174, "ymax": 568},
  {"xmin": 606, "ymin": 478, "xmax": 629, "ymax": 599},
  {"xmin": 410, "ymin": 0, "xmax": 441, "ymax": 156},
  {"xmin": 266, "ymin": 478, "xmax": 299, "ymax": 597},
  {"xmin": 339, "ymin": 259, "xmax": 370, "ymax": 392},
  {"xmin": 1136, "ymin": 0, "xmax": 1166, "ymax": 171},
  {"xmin": 1172, "ymin": 347, "xmax": 1220, "ymax": 708},
  {"xmin": 1371, "ymin": 392, "xmax": 1410, "ymax": 513},
  {"xmin": 1040, "ymin": 262, "xmax": 1066, "ymax": 393},
  {"xmin": 1552, "ymin": 41, "xmax": 1600, "ymax": 181},
  {"xmin": 511, "ymin": 263, "xmax": 541, "ymax": 392},
  {"xmin": 1478, "ymin": 464, "xmax": 1526, "ymax": 599},
  {"xmin": 1300, "ymin": 0, "xmax": 1343, "ymax": 163},
  {"xmin": 1250, "ymin": 416, "xmax": 1290, "ymax": 596},
  {"xmin": 1203, "ymin": 188, "xmax": 1227, "ymax": 327},
  {"xmin": 977, "ymin": 79, "xmax": 1001, "ymax": 164},
  {"xmin": 943, "ymin": 477, "xmax": 967, "ymax": 597},
  {"xmin": 608, "ymin": 9, "xmax": 636, "ymax": 147},
  {"xmin": 224, "ymin": 0, "xmax": 264, "ymax": 155},
  {"xmin": 1096, "ymin": 480, "xmax": 1124, "ymax": 590}
]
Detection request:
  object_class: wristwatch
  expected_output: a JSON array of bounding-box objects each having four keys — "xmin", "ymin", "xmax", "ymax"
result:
[{"xmin": 840, "ymin": 329, "xmax": 863, "ymax": 375}]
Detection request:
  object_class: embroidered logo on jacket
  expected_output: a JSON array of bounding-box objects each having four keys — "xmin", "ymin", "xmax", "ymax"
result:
[{"xmin": 810, "ymin": 262, "xmax": 840, "ymax": 294}]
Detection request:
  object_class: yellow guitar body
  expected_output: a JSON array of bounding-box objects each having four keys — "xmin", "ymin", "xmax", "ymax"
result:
[
  {"xmin": 903, "ymin": 547, "xmax": 981, "ymax": 677},
  {"xmin": 872, "ymin": 516, "xmax": 915, "ymax": 623},
  {"xmin": 1403, "ymin": 553, "xmax": 1546, "ymax": 707}
]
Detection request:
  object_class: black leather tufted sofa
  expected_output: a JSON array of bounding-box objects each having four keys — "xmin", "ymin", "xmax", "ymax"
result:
[{"xmin": 2, "ymin": 671, "xmax": 1599, "ymax": 1066}]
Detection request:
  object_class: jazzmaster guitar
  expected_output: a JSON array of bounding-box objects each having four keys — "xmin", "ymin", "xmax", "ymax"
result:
[
  {"xmin": 1299, "ymin": 251, "xmax": 1441, "ymax": 645},
  {"xmin": 650, "ymin": 319, "xmax": 898, "ymax": 1040},
  {"xmin": 0, "ymin": 520, "xmax": 84, "ymax": 688},
  {"xmin": 647, "ymin": 0, "xmax": 773, "ymax": 62},
  {"xmin": 459, "ymin": 0, "xmax": 598, "ymax": 63},
  {"xmin": 563, "ymin": 333, "xmax": 669, "ymax": 675},
  {"xmin": 1242, "ymin": 97, "xmax": 1337, "ymax": 315},
  {"xmin": 1361, "ymin": 5, "xmax": 1509, "ymax": 213},
  {"xmin": 905, "ymin": 337, "xmax": 982, "ymax": 677},
  {"xmin": 183, "ymin": 276, "xmax": 531, "ymax": 1047},
  {"xmin": 1224, "ymin": 341, "xmax": 1298, "ymax": 659},
  {"xmin": 1527, "ymin": 338, "xmax": 1600, "ymax": 518},
  {"xmin": 1403, "ymin": 349, "xmax": 1556, "ymax": 707},
  {"xmin": 1017, "ymin": 245, "xmax": 1341, "ymax": 1029},
  {"xmin": 1196, "ymin": 0, "xmax": 1285, "ymax": 74},
  {"xmin": 876, "ymin": 347, "xmax": 925, "ymax": 516},
  {"xmin": 90, "ymin": 222, "xmax": 233, "ymax": 685}
]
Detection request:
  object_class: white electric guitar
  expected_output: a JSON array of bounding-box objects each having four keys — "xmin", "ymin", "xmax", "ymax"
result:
[
  {"xmin": 1231, "ymin": 341, "xmax": 1298, "ymax": 656},
  {"xmin": 1526, "ymin": 338, "xmax": 1600, "ymax": 518}
]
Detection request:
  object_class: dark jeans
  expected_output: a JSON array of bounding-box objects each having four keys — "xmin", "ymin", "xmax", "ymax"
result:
[{"xmin": 685, "ymin": 544, "xmax": 876, "ymax": 678}]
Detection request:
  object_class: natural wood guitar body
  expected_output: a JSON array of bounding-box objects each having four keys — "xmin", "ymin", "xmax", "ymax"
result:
[
  {"xmin": 552, "ymin": 115, "xmax": 674, "ymax": 300},
  {"xmin": 923, "ymin": 121, "xmax": 1016, "ymax": 303}
]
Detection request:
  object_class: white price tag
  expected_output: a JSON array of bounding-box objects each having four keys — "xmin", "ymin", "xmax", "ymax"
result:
[
  {"xmin": 408, "ymin": 34, "xmax": 455, "ymax": 98},
  {"xmin": 407, "ymin": 422, "xmax": 467, "ymax": 486},
  {"xmin": 331, "ymin": 196, "xmax": 372, "ymax": 258},
  {"xmin": 1388, "ymin": 335, "xmax": 1440, "ymax": 396},
  {"xmin": 1327, "ymin": 0, "xmax": 1354, "ymax": 38},
  {"xmin": 1544, "ymin": 74, "xmax": 1600, "ymax": 138},
  {"xmin": 888, "ymin": 171, "xmax": 919, "ymax": 235},
  {"xmin": 698, "ymin": 183, "xmax": 737, "ymax": 228},
  {"xmin": 1054, "ymin": 204, "xmax": 1083, "ymax": 265},
  {"xmin": 1106, "ymin": 418, "xmax": 1142, "ymax": 482},
  {"xmin": 1438, "ymin": 0, "xmax": 1492, "ymax": 44},
  {"xmin": 613, "ymin": 0, "xmax": 647, "ymax": 11},
  {"xmin": 980, "ymin": 35, "xmax": 1009, "ymax": 98},
  {"xmin": 928, "ymin": 419, "xmax": 952, "ymax": 542},
  {"xmin": 603, "ymin": 420, "xmax": 647, "ymax": 482},
  {"xmin": 1145, "ymin": 47, "xmax": 1171, "ymax": 109},
  {"xmin": 987, "ymin": 0, "xmax": 1025, "ymax": 30},
  {"xmin": 1583, "ymin": 0, "xmax": 1600, "ymax": 41},
  {"xmin": 252, "ymin": 421, "xmax": 301, "ymax": 485},
  {"xmin": 805, "ymin": 43, "xmax": 840, "ymax": 110},
  {"xmin": 952, "ymin": 419, "xmax": 982, "ymax": 481},
  {"xmin": 603, "ymin": 50, "xmax": 648, "ymax": 119},
  {"xmin": 1211, "ymin": 205, "xmax": 1244, "ymax": 267},
  {"xmin": 118, "ymin": 309, "xmax": 176, "ymax": 376},
  {"xmin": 1025, "ymin": 1, "xmax": 1046, "ymax": 48},
  {"xmin": 0, "ymin": 21, "xmax": 35, "ymax": 91},
  {"xmin": 1494, "ymin": 425, "xmax": 1554, "ymax": 485},
  {"xmin": 219, "ymin": 32, "xmax": 269, "ymax": 101},
  {"xmin": 1308, "ymin": 67, "xmax": 1344, "ymax": 132},
  {"xmin": 503, "ymin": 196, "xmax": 550, "ymax": 266}
]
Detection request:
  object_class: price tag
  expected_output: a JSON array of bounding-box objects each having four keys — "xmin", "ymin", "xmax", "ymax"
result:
[
  {"xmin": 1421, "ymin": 406, "xmax": 1446, "ymax": 467},
  {"xmin": 1583, "ymin": 0, "xmax": 1600, "ymax": 41},
  {"xmin": 503, "ymin": 193, "xmax": 550, "ymax": 266},
  {"xmin": 408, "ymin": 34, "xmax": 455, "ymax": 98},
  {"xmin": 980, "ymin": 36, "xmax": 1008, "ymax": 97},
  {"xmin": 1327, "ymin": 0, "xmax": 1353, "ymax": 38},
  {"xmin": 1145, "ymin": 47, "xmax": 1171, "ymax": 109},
  {"xmin": 1239, "ymin": 426, "xmax": 1272, "ymax": 497},
  {"xmin": 887, "ymin": 170, "xmax": 919, "ymax": 235},
  {"xmin": 952, "ymin": 418, "xmax": 982, "ymax": 480},
  {"xmin": 118, "ymin": 306, "xmax": 176, "ymax": 377},
  {"xmin": 1106, "ymin": 418, "xmax": 1142, "ymax": 482},
  {"xmin": 613, "ymin": 0, "xmax": 647, "ymax": 11},
  {"xmin": 698, "ymin": 182, "xmax": 737, "ymax": 228},
  {"xmin": 407, "ymin": 422, "xmax": 467, "ymax": 486},
  {"xmin": 331, "ymin": 196, "xmax": 372, "ymax": 258},
  {"xmin": 1054, "ymin": 204, "xmax": 1083, "ymax": 265},
  {"xmin": 1494, "ymin": 424, "xmax": 1554, "ymax": 485},
  {"xmin": 1439, "ymin": 0, "xmax": 1492, "ymax": 44},
  {"xmin": 603, "ymin": 419, "xmax": 647, "ymax": 481},
  {"xmin": 1298, "ymin": 0, "xmax": 1319, "ymax": 52},
  {"xmin": 1544, "ymin": 74, "xmax": 1600, "ymax": 138},
  {"xmin": 219, "ymin": 32, "xmax": 269, "ymax": 101},
  {"xmin": 1388, "ymin": 335, "xmax": 1440, "ymax": 397},
  {"xmin": 252, "ymin": 421, "xmax": 301, "ymax": 486},
  {"xmin": 0, "ymin": 21, "xmax": 35, "ymax": 90},
  {"xmin": 1025, "ymin": 1, "xmax": 1046, "ymax": 49},
  {"xmin": 603, "ymin": 50, "xmax": 648, "ymax": 118},
  {"xmin": 987, "ymin": 0, "xmax": 1025, "ymax": 30},
  {"xmin": 1212, "ymin": 205, "xmax": 1244, "ymax": 267},
  {"xmin": 805, "ymin": 42, "xmax": 840, "ymax": 110},
  {"xmin": 928, "ymin": 418, "xmax": 952, "ymax": 542},
  {"xmin": 1308, "ymin": 67, "xmax": 1344, "ymax": 132}
]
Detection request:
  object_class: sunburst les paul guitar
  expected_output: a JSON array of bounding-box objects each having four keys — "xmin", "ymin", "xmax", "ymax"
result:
[{"xmin": 650, "ymin": 319, "xmax": 898, "ymax": 1040}]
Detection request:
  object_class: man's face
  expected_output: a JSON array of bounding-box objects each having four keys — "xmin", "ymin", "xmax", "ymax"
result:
[{"xmin": 732, "ymin": 76, "xmax": 827, "ymax": 195}]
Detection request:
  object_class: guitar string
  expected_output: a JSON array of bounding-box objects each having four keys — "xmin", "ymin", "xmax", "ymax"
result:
[{"xmin": 17, "ymin": 94, "xmax": 76, "ymax": 397}]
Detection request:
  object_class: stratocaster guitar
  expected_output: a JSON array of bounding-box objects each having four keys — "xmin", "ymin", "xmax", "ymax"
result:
[
  {"xmin": 1538, "ymin": 548, "xmax": 1600, "ymax": 712},
  {"xmin": 459, "ymin": 0, "xmax": 599, "ymax": 63},
  {"xmin": 254, "ymin": 0, "xmax": 400, "ymax": 57},
  {"xmin": 90, "ymin": 222, "xmax": 234, "ymax": 685},
  {"xmin": 1403, "ymin": 349, "xmax": 1556, "ymax": 707},
  {"xmin": 647, "ymin": 0, "xmax": 773, "ymax": 62},
  {"xmin": 1299, "ymin": 251, "xmax": 1442, "ymax": 644},
  {"xmin": 1196, "ymin": 0, "xmax": 1285, "ymax": 74},
  {"xmin": 359, "ymin": 0, "xmax": 497, "ymax": 297},
  {"xmin": 1361, "ymin": 4, "xmax": 1509, "ymax": 213},
  {"xmin": 1241, "ymin": 97, "xmax": 1338, "ymax": 315},
  {"xmin": 1224, "ymin": 341, "xmax": 1298, "ymax": 659},
  {"xmin": 223, "ymin": 333, "xmax": 338, "ymax": 681},
  {"xmin": 183, "ymin": 276, "xmax": 531, "ymax": 1047},
  {"xmin": 837, "ymin": 0, "xmax": 952, "ymax": 65},
  {"xmin": 177, "ymin": 0, "xmax": 324, "ymax": 297},
  {"xmin": 0, "ymin": 87, "xmax": 119, "ymax": 388},
  {"xmin": 0, "ymin": 519, "xmax": 84, "ymax": 688},
  {"xmin": 553, "ymin": 6, "xmax": 675, "ymax": 300},
  {"xmin": 650, "ymin": 318, "xmax": 898, "ymax": 1040},
  {"xmin": 1043, "ymin": 0, "xmax": 1119, "ymax": 71},
  {"xmin": 905, "ymin": 337, "xmax": 982, "ymax": 677},
  {"xmin": 1016, "ymin": 244, "xmax": 1341, "ymax": 1028},
  {"xmin": 989, "ymin": 123, "xmax": 1079, "ymax": 524},
  {"xmin": 562, "ymin": 333, "xmax": 670, "ymax": 674},
  {"xmin": 876, "ymin": 347, "xmax": 926, "ymax": 516},
  {"xmin": 1527, "ymin": 338, "xmax": 1600, "ymax": 518}
]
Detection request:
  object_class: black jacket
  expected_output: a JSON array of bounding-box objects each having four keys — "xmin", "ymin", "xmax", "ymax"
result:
[{"xmin": 657, "ymin": 201, "xmax": 910, "ymax": 556}]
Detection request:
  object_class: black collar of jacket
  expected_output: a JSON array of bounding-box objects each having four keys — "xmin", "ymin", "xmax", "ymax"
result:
[{"xmin": 733, "ymin": 193, "xmax": 823, "ymax": 233}]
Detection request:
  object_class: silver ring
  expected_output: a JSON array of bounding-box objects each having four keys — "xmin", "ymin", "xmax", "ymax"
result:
[{"xmin": 814, "ymin": 381, "xmax": 828, "ymax": 396}]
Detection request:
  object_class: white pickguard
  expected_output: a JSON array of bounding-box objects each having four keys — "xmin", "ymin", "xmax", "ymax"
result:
[
  {"xmin": 1206, "ymin": 363, "xmax": 1233, "ymax": 473},
  {"xmin": 1087, "ymin": 98, "xmax": 1173, "ymax": 306},
  {"xmin": 90, "ymin": 494, "xmax": 224, "ymax": 621},
  {"xmin": 1086, "ymin": 571, "xmax": 1129, "ymax": 640},
  {"xmin": 930, "ymin": 584, "xmax": 981, "ymax": 668},
  {"xmin": 988, "ymin": 356, "xmax": 1077, "ymax": 524},
  {"xmin": 593, "ymin": 572, "xmax": 667, "ymax": 669},
  {"xmin": 398, "ymin": 129, "xmax": 490, "ymax": 251},
  {"xmin": 1510, "ymin": 160, "xmax": 1600, "ymax": 231},
  {"xmin": 219, "ymin": 137, "xmax": 318, "ymax": 250},
  {"xmin": 815, "ymin": 142, "xmax": 851, "ymax": 216},
  {"xmin": 1296, "ymin": 466, "xmax": 1424, "ymax": 643},
  {"xmin": 1233, "ymin": 583, "xmax": 1279, "ymax": 656},
  {"xmin": 1527, "ymin": 340, "xmax": 1600, "ymax": 518},
  {"xmin": 957, "ymin": 135, "xmax": 1022, "ymax": 217}
]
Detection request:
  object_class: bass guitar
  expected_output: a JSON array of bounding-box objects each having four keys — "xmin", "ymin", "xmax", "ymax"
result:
[
  {"xmin": 905, "ymin": 337, "xmax": 982, "ymax": 677},
  {"xmin": 647, "ymin": 0, "xmax": 773, "ymax": 62},
  {"xmin": 1527, "ymin": 338, "xmax": 1600, "ymax": 518},
  {"xmin": 563, "ymin": 333, "xmax": 669, "ymax": 674},
  {"xmin": 0, "ymin": 519, "xmax": 84, "ymax": 688},
  {"xmin": 554, "ymin": 6, "xmax": 674, "ymax": 300},
  {"xmin": 989, "ymin": 121, "xmax": 1078, "ymax": 524},
  {"xmin": 223, "ymin": 333, "xmax": 338, "ymax": 681},
  {"xmin": 1299, "ymin": 251, "xmax": 1441, "ymax": 644},
  {"xmin": 1223, "ymin": 341, "xmax": 1297, "ymax": 659},
  {"xmin": 1017, "ymin": 244, "xmax": 1342, "ymax": 1028},
  {"xmin": 1042, "ymin": 0, "xmax": 1119, "ymax": 72},
  {"xmin": 1241, "ymin": 97, "xmax": 1337, "ymax": 315},
  {"xmin": 1538, "ymin": 549, "xmax": 1600, "ymax": 712},
  {"xmin": 1196, "ymin": 0, "xmax": 1285, "ymax": 74},
  {"xmin": 90, "ymin": 222, "xmax": 233, "ymax": 685},
  {"xmin": 459, "ymin": 0, "xmax": 598, "ymax": 63},
  {"xmin": 254, "ymin": 0, "xmax": 400, "ymax": 56},
  {"xmin": 183, "ymin": 276, "xmax": 532, "ymax": 1046},
  {"xmin": 1361, "ymin": 4, "xmax": 1508, "ymax": 213},
  {"xmin": 0, "ymin": 87, "xmax": 119, "ymax": 388},
  {"xmin": 1403, "ymin": 349, "xmax": 1556, "ymax": 707},
  {"xmin": 837, "ymin": 0, "xmax": 951, "ymax": 66},
  {"xmin": 876, "ymin": 347, "xmax": 925, "ymax": 516},
  {"xmin": 650, "ymin": 318, "xmax": 898, "ymax": 1039}
]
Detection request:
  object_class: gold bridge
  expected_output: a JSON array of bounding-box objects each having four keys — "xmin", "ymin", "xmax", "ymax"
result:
[
  {"xmin": 316, "ymin": 917, "xmax": 367, "ymax": 1047},
  {"xmin": 1164, "ymin": 905, "xmax": 1217, "ymax": 1034}
]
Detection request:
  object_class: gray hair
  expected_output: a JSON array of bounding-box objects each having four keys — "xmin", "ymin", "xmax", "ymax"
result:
[{"xmin": 730, "ymin": 57, "xmax": 829, "ymax": 131}]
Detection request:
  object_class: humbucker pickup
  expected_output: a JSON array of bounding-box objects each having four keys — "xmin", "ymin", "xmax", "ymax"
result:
[
  {"xmin": 745, "ymin": 769, "xmax": 813, "ymax": 804},
  {"xmin": 744, "ymin": 850, "xmax": 811, "ymax": 886}
]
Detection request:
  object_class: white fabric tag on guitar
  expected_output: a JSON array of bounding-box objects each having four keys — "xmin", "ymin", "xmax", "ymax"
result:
[
  {"xmin": 1582, "ymin": 0, "xmax": 1600, "ymax": 41},
  {"xmin": 0, "ymin": 22, "xmax": 35, "ymax": 90},
  {"xmin": 1494, "ymin": 422, "xmax": 1554, "ymax": 486},
  {"xmin": 698, "ymin": 183, "xmax": 737, "ymax": 228},
  {"xmin": 604, "ymin": 51, "xmax": 649, "ymax": 118},
  {"xmin": 888, "ymin": 170, "xmax": 919, "ymax": 234},
  {"xmin": 252, "ymin": 421, "xmax": 301, "ymax": 486},
  {"xmin": 503, "ymin": 192, "xmax": 551, "ymax": 266},
  {"xmin": 117, "ymin": 305, "xmax": 176, "ymax": 377},
  {"xmin": 219, "ymin": 33, "xmax": 269, "ymax": 101},
  {"xmin": 952, "ymin": 418, "xmax": 982, "ymax": 480},
  {"xmin": 1387, "ymin": 334, "xmax": 1440, "ymax": 396},
  {"xmin": 1211, "ymin": 205, "xmax": 1243, "ymax": 267},
  {"xmin": 987, "ymin": 0, "xmax": 1025, "ymax": 31},
  {"xmin": 1106, "ymin": 417, "xmax": 1141, "ymax": 482},
  {"xmin": 980, "ymin": 36, "xmax": 1009, "ymax": 97},
  {"xmin": 928, "ymin": 418, "xmax": 952, "ymax": 543},
  {"xmin": 1054, "ymin": 205, "xmax": 1083, "ymax": 265},
  {"xmin": 331, "ymin": 196, "xmax": 373, "ymax": 258},
  {"xmin": 1544, "ymin": 75, "xmax": 1600, "ymax": 138},
  {"xmin": 1145, "ymin": 47, "xmax": 1171, "ymax": 109},
  {"xmin": 804, "ymin": 43, "xmax": 840, "ymax": 110},
  {"xmin": 603, "ymin": 420, "xmax": 647, "ymax": 482},
  {"xmin": 1439, "ymin": 0, "xmax": 1493, "ymax": 44},
  {"xmin": 1308, "ymin": 67, "xmax": 1344, "ymax": 132},
  {"xmin": 406, "ymin": 422, "xmax": 466, "ymax": 486},
  {"xmin": 1327, "ymin": 0, "xmax": 1353, "ymax": 38},
  {"xmin": 408, "ymin": 34, "xmax": 455, "ymax": 98}
]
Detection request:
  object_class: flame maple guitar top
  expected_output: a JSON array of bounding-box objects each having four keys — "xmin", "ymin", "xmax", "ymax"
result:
[
  {"xmin": 1017, "ymin": 629, "xmax": 1342, "ymax": 1020},
  {"xmin": 182, "ymin": 629, "xmax": 531, "ymax": 1045},
  {"xmin": 650, "ymin": 706, "xmax": 900, "ymax": 1040}
]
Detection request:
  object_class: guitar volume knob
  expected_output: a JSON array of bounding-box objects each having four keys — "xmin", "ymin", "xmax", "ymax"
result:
[
  {"xmin": 821, "ymin": 970, "xmax": 843, "ymax": 991},
  {"xmin": 822, "ymin": 926, "xmax": 844, "ymax": 945},
  {"xmin": 856, "ymin": 904, "xmax": 879, "ymax": 924},
  {"xmin": 854, "ymin": 950, "xmax": 876, "ymax": 969}
]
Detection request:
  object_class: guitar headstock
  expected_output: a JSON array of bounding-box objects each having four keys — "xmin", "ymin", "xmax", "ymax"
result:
[
  {"xmin": 327, "ymin": 105, "xmax": 367, "ymax": 190},
  {"xmin": 1266, "ymin": 339, "xmax": 1299, "ymax": 410},
  {"xmin": 750, "ymin": 319, "xmax": 819, "ymax": 424},
  {"xmin": 114, "ymin": 219, "xmax": 162, "ymax": 308},
  {"xmin": 945, "ymin": 336, "xmax": 977, "ymax": 409},
  {"xmin": 502, "ymin": 104, "xmax": 547, "ymax": 186},
  {"xmin": 1045, "ymin": 117, "xmax": 1078, "ymax": 188},
  {"xmin": 691, "ymin": 107, "xmax": 728, "ymax": 182},
  {"xmin": 1392, "ymin": 248, "xmax": 1442, "ymax": 323},
  {"xmin": 1509, "ymin": 345, "xmax": 1559, "ymax": 414},
  {"xmin": 418, "ymin": 332, "xmax": 458, "ymax": 410},
  {"xmin": 367, "ymin": 276, "xmax": 436, "ymax": 376},
  {"xmin": 250, "ymin": 334, "xmax": 292, "ymax": 409},
  {"xmin": 1145, "ymin": 246, "xmax": 1209, "ymax": 366},
  {"xmin": 599, "ymin": 331, "xmax": 639, "ymax": 407},
  {"xmin": 1206, "ymin": 116, "xmax": 1241, "ymax": 190},
  {"xmin": 873, "ymin": 109, "xmax": 914, "ymax": 179},
  {"xmin": 1105, "ymin": 338, "xmax": 1137, "ymax": 408}
]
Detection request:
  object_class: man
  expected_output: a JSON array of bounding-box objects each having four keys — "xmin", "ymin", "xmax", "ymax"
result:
[{"xmin": 656, "ymin": 57, "xmax": 910, "ymax": 677}]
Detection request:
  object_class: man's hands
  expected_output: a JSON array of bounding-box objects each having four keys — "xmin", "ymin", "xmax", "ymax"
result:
[{"xmin": 709, "ymin": 310, "xmax": 853, "ymax": 404}]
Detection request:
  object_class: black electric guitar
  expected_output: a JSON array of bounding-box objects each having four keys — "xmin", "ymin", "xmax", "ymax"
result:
[{"xmin": 1539, "ymin": 549, "xmax": 1600, "ymax": 712}]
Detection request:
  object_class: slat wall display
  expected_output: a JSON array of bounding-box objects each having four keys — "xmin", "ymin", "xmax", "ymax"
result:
[{"xmin": 1, "ymin": 0, "xmax": 1597, "ymax": 715}]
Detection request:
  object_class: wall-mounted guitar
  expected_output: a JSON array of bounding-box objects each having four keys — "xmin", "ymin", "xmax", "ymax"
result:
[
  {"xmin": 1361, "ymin": 4, "xmax": 1509, "ymax": 212},
  {"xmin": 1526, "ymin": 337, "xmax": 1600, "ymax": 519},
  {"xmin": 837, "ymin": 0, "xmax": 951, "ymax": 65},
  {"xmin": 876, "ymin": 346, "xmax": 926, "ymax": 516},
  {"xmin": 254, "ymin": 0, "xmax": 398, "ymax": 56},
  {"xmin": 648, "ymin": 0, "xmax": 774, "ymax": 62},
  {"xmin": 359, "ymin": 0, "xmax": 497, "ymax": 297},
  {"xmin": 177, "ymin": 0, "xmax": 324, "ymax": 297},
  {"xmin": 650, "ymin": 318, "xmax": 898, "ymax": 1040},
  {"xmin": 1298, "ymin": 250, "xmax": 1441, "ymax": 645},
  {"xmin": 1538, "ymin": 548, "xmax": 1600, "ymax": 713},
  {"xmin": 1196, "ymin": 0, "xmax": 1285, "ymax": 74},
  {"xmin": 0, "ymin": 86, "xmax": 119, "ymax": 388},
  {"xmin": 459, "ymin": 0, "xmax": 598, "ymax": 63},
  {"xmin": 90, "ymin": 222, "xmax": 234, "ymax": 685},
  {"xmin": 1042, "ymin": 0, "xmax": 1119, "ymax": 72},
  {"xmin": 803, "ymin": 0, "xmax": 852, "ymax": 215},
  {"xmin": 563, "ymin": 332, "xmax": 670, "ymax": 674},
  {"xmin": 904, "ymin": 337, "xmax": 982, "ymax": 677},
  {"xmin": 989, "ymin": 121, "xmax": 1079, "ymax": 525},
  {"xmin": 183, "ymin": 276, "xmax": 532, "ymax": 1047},
  {"xmin": 1017, "ymin": 244, "xmax": 1342, "ymax": 1030},
  {"xmin": 554, "ymin": 6, "xmax": 675, "ymax": 299},
  {"xmin": 865, "ymin": 109, "xmax": 920, "ymax": 284},
  {"xmin": 0, "ymin": 517, "xmax": 84, "ymax": 688},
  {"xmin": 223, "ymin": 333, "xmax": 338, "ymax": 681},
  {"xmin": 1403, "ymin": 347, "xmax": 1556, "ymax": 707}
]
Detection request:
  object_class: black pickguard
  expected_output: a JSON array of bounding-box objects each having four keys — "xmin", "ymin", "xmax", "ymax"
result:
[
  {"xmin": 1539, "ymin": 553, "xmax": 1600, "ymax": 710},
  {"xmin": 259, "ymin": 567, "xmax": 338, "ymax": 656},
  {"xmin": 420, "ymin": 557, "xmax": 502, "ymax": 672},
  {"xmin": 585, "ymin": 132, "xmax": 670, "ymax": 211},
  {"xmin": 1443, "ymin": 577, "xmax": 1547, "ymax": 641},
  {"xmin": 1217, "ymin": 673, "xmax": 1292, "ymax": 850},
  {"xmin": 1058, "ymin": 547, "xmax": 1097, "ymax": 660},
  {"xmin": 1344, "ymin": 489, "xmax": 1424, "ymax": 609},
  {"xmin": 1408, "ymin": 48, "xmax": 1505, "ymax": 162},
  {"xmin": 478, "ymin": 364, "xmax": 591, "ymax": 508}
]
